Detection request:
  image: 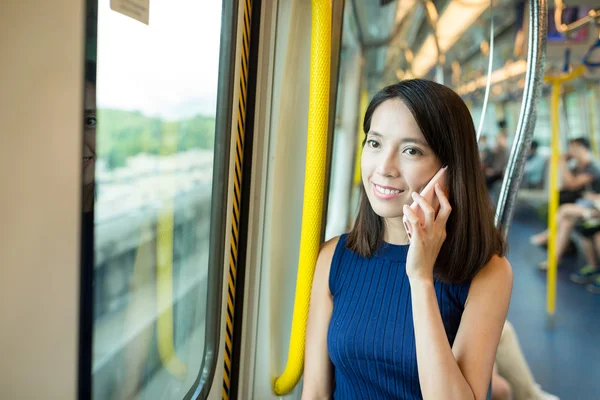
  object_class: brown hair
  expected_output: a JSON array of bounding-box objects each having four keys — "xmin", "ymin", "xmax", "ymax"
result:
[{"xmin": 347, "ymin": 79, "xmax": 506, "ymax": 283}]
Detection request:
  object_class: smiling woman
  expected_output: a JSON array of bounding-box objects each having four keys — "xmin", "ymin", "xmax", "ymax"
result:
[
  {"xmin": 348, "ymin": 79, "xmax": 505, "ymax": 282},
  {"xmin": 302, "ymin": 79, "xmax": 512, "ymax": 400}
]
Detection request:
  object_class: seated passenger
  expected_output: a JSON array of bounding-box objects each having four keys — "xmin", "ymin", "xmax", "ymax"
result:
[
  {"xmin": 535, "ymin": 191, "xmax": 600, "ymax": 270},
  {"xmin": 493, "ymin": 321, "xmax": 559, "ymax": 400},
  {"xmin": 530, "ymin": 138, "xmax": 600, "ymax": 246},
  {"xmin": 485, "ymin": 126, "xmax": 509, "ymax": 188},
  {"xmin": 570, "ymin": 220, "xmax": 600, "ymax": 294},
  {"xmin": 480, "ymin": 135, "xmax": 492, "ymax": 170},
  {"xmin": 522, "ymin": 140, "xmax": 545, "ymax": 189}
]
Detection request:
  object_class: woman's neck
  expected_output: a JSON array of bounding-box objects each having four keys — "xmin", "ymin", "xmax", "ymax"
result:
[{"xmin": 384, "ymin": 217, "xmax": 410, "ymax": 245}]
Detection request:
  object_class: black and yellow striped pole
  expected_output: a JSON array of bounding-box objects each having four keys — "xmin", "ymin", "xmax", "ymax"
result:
[{"xmin": 223, "ymin": 0, "xmax": 252, "ymax": 398}]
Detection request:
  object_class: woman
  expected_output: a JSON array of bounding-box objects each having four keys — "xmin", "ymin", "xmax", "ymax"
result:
[{"xmin": 303, "ymin": 80, "xmax": 513, "ymax": 399}]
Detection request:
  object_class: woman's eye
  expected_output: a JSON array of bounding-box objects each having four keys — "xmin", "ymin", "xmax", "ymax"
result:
[
  {"xmin": 85, "ymin": 116, "xmax": 97, "ymax": 127},
  {"xmin": 366, "ymin": 139, "xmax": 380, "ymax": 149},
  {"xmin": 403, "ymin": 147, "xmax": 422, "ymax": 156}
]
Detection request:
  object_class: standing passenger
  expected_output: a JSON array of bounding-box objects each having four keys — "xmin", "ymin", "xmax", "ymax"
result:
[{"xmin": 303, "ymin": 80, "xmax": 513, "ymax": 399}]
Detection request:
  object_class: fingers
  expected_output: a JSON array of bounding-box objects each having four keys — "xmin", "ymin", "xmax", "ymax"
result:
[
  {"xmin": 403, "ymin": 204, "xmax": 419, "ymax": 226},
  {"xmin": 411, "ymin": 192, "xmax": 435, "ymax": 227},
  {"xmin": 435, "ymin": 183, "xmax": 452, "ymax": 225},
  {"xmin": 403, "ymin": 205, "xmax": 423, "ymax": 238}
]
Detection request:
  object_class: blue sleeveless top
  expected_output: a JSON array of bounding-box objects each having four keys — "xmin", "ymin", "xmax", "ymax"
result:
[{"xmin": 327, "ymin": 234, "xmax": 472, "ymax": 399}]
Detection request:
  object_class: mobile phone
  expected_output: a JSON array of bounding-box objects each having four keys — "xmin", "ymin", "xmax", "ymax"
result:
[{"xmin": 403, "ymin": 166, "xmax": 448, "ymax": 240}]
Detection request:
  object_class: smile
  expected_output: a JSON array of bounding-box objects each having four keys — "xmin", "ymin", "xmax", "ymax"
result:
[{"xmin": 372, "ymin": 183, "xmax": 403, "ymax": 199}]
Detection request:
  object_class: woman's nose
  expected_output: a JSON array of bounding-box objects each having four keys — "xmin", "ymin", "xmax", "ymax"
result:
[{"xmin": 376, "ymin": 151, "xmax": 400, "ymax": 178}]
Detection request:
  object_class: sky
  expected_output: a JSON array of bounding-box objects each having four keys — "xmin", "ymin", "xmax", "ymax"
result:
[{"xmin": 96, "ymin": 0, "xmax": 222, "ymax": 119}]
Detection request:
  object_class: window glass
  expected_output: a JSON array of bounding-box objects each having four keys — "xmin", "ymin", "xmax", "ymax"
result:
[{"xmin": 87, "ymin": 1, "xmax": 223, "ymax": 398}]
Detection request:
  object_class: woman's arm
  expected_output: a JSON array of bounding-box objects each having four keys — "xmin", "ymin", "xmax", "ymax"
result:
[
  {"xmin": 301, "ymin": 237, "xmax": 339, "ymax": 400},
  {"xmin": 410, "ymin": 257, "xmax": 512, "ymax": 400},
  {"xmin": 403, "ymin": 186, "xmax": 513, "ymax": 400}
]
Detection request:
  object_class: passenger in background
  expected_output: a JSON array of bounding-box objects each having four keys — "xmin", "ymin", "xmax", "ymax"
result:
[
  {"xmin": 485, "ymin": 122, "xmax": 509, "ymax": 189},
  {"xmin": 530, "ymin": 138, "xmax": 600, "ymax": 248},
  {"xmin": 522, "ymin": 140, "xmax": 545, "ymax": 189},
  {"xmin": 492, "ymin": 321, "xmax": 559, "ymax": 400},
  {"xmin": 303, "ymin": 80, "xmax": 512, "ymax": 400},
  {"xmin": 533, "ymin": 191, "xmax": 600, "ymax": 271},
  {"xmin": 479, "ymin": 135, "xmax": 493, "ymax": 171},
  {"xmin": 569, "ymin": 208, "xmax": 600, "ymax": 294}
]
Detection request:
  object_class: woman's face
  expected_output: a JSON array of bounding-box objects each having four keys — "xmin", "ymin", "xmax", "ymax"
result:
[
  {"xmin": 83, "ymin": 82, "xmax": 97, "ymax": 186},
  {"xmin": 361, "ymin": 99, "xmax": 442, "ymax": 222}
]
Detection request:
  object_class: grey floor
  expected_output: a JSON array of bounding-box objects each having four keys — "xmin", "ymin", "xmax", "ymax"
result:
[{"xmin": 506, "ymin": 204, "xmax": 600, "ymax": 400}]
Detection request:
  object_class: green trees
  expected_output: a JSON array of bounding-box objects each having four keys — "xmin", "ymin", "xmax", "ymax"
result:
[{"xmin": 97, "ymin": 109, "xmax": 215, "ymax": 169}]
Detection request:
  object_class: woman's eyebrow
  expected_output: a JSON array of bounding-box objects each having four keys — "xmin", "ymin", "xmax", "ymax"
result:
[
  {"xmin": 400, "ymin": 138, "xmax": 428, "ymax": 146},
  {"xmin": 367, "ymin": 131, "xmax": 429, "ymax": 147}
]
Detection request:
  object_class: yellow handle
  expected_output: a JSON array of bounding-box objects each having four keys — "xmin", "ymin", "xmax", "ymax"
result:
[
  {"xmin": 544, "ymin": 65, "xmax": 586, "ymax": 315},
  {"xmin": 273, "ymin": 0, "xmax": 331, "ymax": 395}
]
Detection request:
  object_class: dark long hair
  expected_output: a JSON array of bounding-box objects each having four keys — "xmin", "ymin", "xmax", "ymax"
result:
[{"xmin": 347, "ymin": 79, "xmax": 506, "ymax": 283}]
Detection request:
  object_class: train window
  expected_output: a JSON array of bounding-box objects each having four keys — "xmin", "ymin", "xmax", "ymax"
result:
[{"xmin": 82, "ymin": 0, "xmax": 229, "ymax": 398}]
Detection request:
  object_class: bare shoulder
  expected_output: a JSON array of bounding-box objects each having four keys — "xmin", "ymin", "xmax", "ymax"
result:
[
  {"xmin": 468, "ymin": 255, "xmax": 513, "ymax": 302},
  {"xmin": 320, "ymin": 235, "xmax": 341, "ymax": 259},
  {"xmin": 477, "ymin": 255, "xmax": 512, "ymax": 280},
  {"xmin": 315, "ymin": 235, "xmax": 341, "ymax": 274}
]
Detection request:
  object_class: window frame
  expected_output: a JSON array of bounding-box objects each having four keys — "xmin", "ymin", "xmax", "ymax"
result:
[
  {"xmin": 184, "ymin": 0, "xmax": 238, "ymax": 398},
  {"xmin": 78, "ymin": 0, "xmax": 238, "ymax": 398}
]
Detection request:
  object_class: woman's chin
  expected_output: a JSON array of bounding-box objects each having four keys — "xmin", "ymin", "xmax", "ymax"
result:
[{"xmin": 372, "ymin": 207, "xmax": 404, "ymax": 220}]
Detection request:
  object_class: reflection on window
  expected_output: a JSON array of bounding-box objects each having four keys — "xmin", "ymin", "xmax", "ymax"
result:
[{"xmin": 90, "ymin": 0, "xmax": 222, "ymax": 398}]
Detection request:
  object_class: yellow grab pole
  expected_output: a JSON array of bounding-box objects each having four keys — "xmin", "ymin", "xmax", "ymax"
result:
[
  {"xmin": 546, "ymin": 81, "xmax": 561, "ymax": 316},
  {"xmin": 544, "ymin": 65, "xmax": 586, "ymax": 315},
  {"xmin": 273, "ymin": 0, "xmax": 331, "ymax": 395}
]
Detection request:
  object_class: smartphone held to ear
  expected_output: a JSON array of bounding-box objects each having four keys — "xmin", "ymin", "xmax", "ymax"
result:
[{"xmin": 403, "ymin": 166, "xmax": 448, "ymax": 241}]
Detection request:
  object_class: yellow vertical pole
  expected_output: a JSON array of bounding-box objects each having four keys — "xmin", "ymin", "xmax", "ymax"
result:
[
  {"xmin": 546, "ymin": 82, "xmax": 561, "ymax": 316},
  {"xmin": 544, "ymin": 65, "xmax": 586, "ymax": 316}
]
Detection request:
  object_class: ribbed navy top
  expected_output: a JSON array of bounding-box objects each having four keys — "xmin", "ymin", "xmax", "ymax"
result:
[{"xmin": 327, "ymin": 233, "xmax": 472, "ymax": 399}]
